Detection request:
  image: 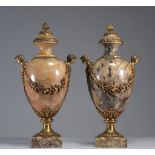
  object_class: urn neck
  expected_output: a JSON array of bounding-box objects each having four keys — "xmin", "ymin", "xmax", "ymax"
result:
[
  {"xmin": 36, "ymin": 43, "xmax": 55, "ymax": 57},
  {"xmin": 103, "ymin": 43, "xmax": 120, "ymax": 57}
]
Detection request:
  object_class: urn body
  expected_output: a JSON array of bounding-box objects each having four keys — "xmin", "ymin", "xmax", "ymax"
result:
[
  {"xmin": 81, "ymin": 24, "xmax": 139, "ymax": 147},
  {"xmin": 24, "ymin": 56, "xmax": 70, "ymax": 118},
  {"xmin": 87, "ymin": 55, "xmax": 135, "ymax": 120},
  {"xmin": 15, "ymin": 23, "xmax": 76, "ymax": 148}
]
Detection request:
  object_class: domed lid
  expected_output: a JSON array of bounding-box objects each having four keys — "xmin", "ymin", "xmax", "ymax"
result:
[
  {"xmin": 33, "ymin": 22, "xmax": 58, "ymax": 45},
  {"xmin": 99, "ymin": 24, "xmax": 123, "ymax": 45}
]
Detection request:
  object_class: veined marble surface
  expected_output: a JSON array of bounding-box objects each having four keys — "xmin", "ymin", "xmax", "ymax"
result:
[{"xmin": 0, "ymin": 137, "xmax": 154, "ymax": 149}]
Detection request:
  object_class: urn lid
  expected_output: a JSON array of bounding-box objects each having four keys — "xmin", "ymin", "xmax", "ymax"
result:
[
  {"xmin": 33, "ymin": 22, "xmax": 58, "ymax": 45},
  {"xmin": 99, "ymin": 24, "xmax": 123, "ymax": 45}
]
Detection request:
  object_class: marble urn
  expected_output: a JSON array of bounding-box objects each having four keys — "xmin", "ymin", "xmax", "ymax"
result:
[
  {"xmin": 15, "ymin": 23, "xmax": 76, "ymax": 148},
  {"xmin": 81, "ymin": 24, "xmax": 139, "ymax": 148}
]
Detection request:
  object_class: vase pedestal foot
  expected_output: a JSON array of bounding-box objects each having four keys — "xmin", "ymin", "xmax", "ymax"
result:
[
  {"xmin": 96, "ymin": 134, "xmax": 127, "ymax": 148},
  {"xmin": 31, "ymin": 135, "xmax": 62, "ymax": 148},
  {"xmin": 31, "ymin": 118, "xmax": 62, "ymax": 148},
  {"xmin": 96, "ymin": 119, "xmax": 127, "ymax": 148}
]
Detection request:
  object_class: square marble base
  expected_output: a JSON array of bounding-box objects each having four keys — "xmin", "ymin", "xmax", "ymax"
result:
[
  {"xmin": 31, "ymin": 136, "xmax": 62, "ymax": 148},
  {"xmin": 96, "ymin": 136, "xmax": 127, "ymax": 148}
]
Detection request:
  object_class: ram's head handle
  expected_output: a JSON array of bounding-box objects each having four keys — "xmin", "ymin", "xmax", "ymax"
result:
[
  {"xmin": 80, "ymin": 55, "xmax": 93, "ymax": 67},
  {"xmin": 130, "ymin": 55, "xmax": 140, "ymax": 66},
  {"xmin": 66, "ymin": 54, "xmax": 77, "ymax": 65},
  {"xmin": 15, "ymin": 54, "xmax": 27, "ymax": 69}
]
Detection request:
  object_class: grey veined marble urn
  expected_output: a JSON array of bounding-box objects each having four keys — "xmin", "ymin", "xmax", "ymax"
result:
[{"xmin": 81, "ymin": 24, "xmax": 139, "ymax": 148}]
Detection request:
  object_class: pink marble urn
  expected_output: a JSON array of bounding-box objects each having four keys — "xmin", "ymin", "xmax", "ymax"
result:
[
  {"xmin": 81, "ymin": 24, "xmax": 139, "ymax": 147},
  {"xmin": 15, "ymin": 23, "xmax": 76, "ymax": 148}
]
